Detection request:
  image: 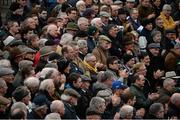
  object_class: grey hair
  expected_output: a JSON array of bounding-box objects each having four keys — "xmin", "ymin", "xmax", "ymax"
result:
[
  {"xmin": 100, "ymin": 71, "xmax": 114, "ymax": 82},
  {"xmin": 39, "ymin": 79, "xmax": 54, "ymax": 91},
  {"xmin": 24, "ymin": 77, "xmax": 40, "ymax": 88},
  {"xmin": 39, "ymin": 68, "xmax": 57, "ymax": 80},
  {"xmin": 50, "ymin": 100, "xmax": 64, "ymax": 113},
  {"xmin": 119, "ymin": 105, "xmax": 134, "ymax": 119},
  {"xmin": 89, "ymin": 97, "xmax": 105, "ymax": 111},
  {"xmin": 60, "ymin": 33, "xmax": 73, "ymax": 45},
  {"xmin": 77, "ymin": 40, "xmax": 87, "ymax": 49},
  {"xmin": 76, "ymin": 0, "xmax": 85, "ymax": 10},
  {"xmin": 91, "ymin": 18, "xmax": 101, "ymax": 26},
  {"xmin": 45, "ymin": 113, "xmax": 61, "ymax": 120},
  {"xmin": 0, "ymin": 59, "xmax": 11, "ymax": 68},
  {"xmin": 149, "ymin": 103, "xmax": 164, "ymax": 116},
  {"xmin": 163, "ymin": 78, "xmax": 174, "ymax": 88},
  {"xmin": 162, "ymin": 4, "xmax": 172, "ymax": 10},
  {"xmin": 11, "ymin": 102, "xmax": 27, "ymax": 114},
  {"xmin": 84, "ymin": 53, "xmax": 95, "ymax": 62},
  {"xmin": 77, "ymin": 17, "xmax": 88, "ymax": 26}
]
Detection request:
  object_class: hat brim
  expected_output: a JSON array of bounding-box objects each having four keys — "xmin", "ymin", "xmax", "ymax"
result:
[
  {"xmin": 161, "ymin": 76, "xmax": 180, "ymax": 79},
  {"xmin": 65, "ymin": 28, "xmax": 78, "ymax": 31}
]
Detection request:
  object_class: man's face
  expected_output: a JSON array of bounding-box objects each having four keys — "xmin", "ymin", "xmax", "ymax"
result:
[
  {"xmin": 145, "ymin": 23, "xmax": 153, "ymax": 31},
  {"xmin": 137, "ymin": 75, "xmax": 145, "ymax": 87},
  {"xmin": 149, "ymin": 48, "xmax": 160, "ymax": 56},
  {"xmin": 109, "ymin": 27, "xmax": 119, "ymax": 38},
  {"xmin": 109, "ymin": 60, "xmax": 120, "ymax": 71},
  {"xmin": 156, "ymin": 107, "xmax": 165, "ymax": 118},
  {"xmin": 31, "ymin": 36, "xmax": 40, "ymax": 48},
  {"xmin": 137, "ymin": 65, "xmax": 147, "ymax": 76},
  {"xmin": 68, "ymin": 10, "xmax": 78, "ymax": 21},
  {"xmin": 166, "ymin": 33, "xmax": 176, "ymax": 40},
  {"xmin": 49, "ymin": 25, "xmax": 59, "ymax": 38},
  {"xmin": 18, "ymin": 0, "xmax": 27, "ymax": 7},
  {"xmin": 153, "ymin": 33, "xmax": 162, "ymax": 43},
  {"xmin": 27, "ymin": 18, "xmax": 36, "ymax": 29},
  {"xmin": 126, "ymin": 2, "xmax": 135, "ymax": 9},
  {"xmin": 1, "ymin": 74, "xmax": 14, "ymax": 84},
  {"xmin": 80, "ymin": 46, "xmax": 88, "ymax": 55},
  {"xmin": 39, "ymin": 10, "xmax": 47, "ymax": 19},
  {"xmin": 101, "ymin": 16, "xmax": 109, "ymax": 25},
  {"xmin": 131, "ymin": 10, "xmax": 139, "ymax": 19},
  {"xmin": 163, "ymin": 9, "xmax": 172, "ymax": 17},
  {"xmin": 73, "ymin": 78, "xmax": 82, "ymax": 89},
  {"xmin": 153, "ymin": 0, "xmax": 161, "ymax": 7},
  {"xmin": 141, "ymin": 0, "xmax": 150, "ymax": 7},
  {"xmin": 66, "ymin": 46, "xmax": 75, "ymax": 61},
  {"xmin": 142, "ymin": 55, "xmax": 150, "ymax": 66},
  {"xmin": 32, "ymin": 16, "xmax": 39, "ymax": 25},
  {"xmin": 87, "ymin": 56, "xmax": 96, "ymax": 67},
  {"xmin": 156, "ymin": 19, "xmax": 164, "ymax": 28},
  {"xmin": 79, "ymin": 21, "xmax": 89, "ymax": 32},
  {"xmin": 118, "ymin": 14, "xmax": 127, "ymax": 21},
  {"xmin": 126, "ymin": 58, "xmax": 136, "ymax": 68},
  {"xmin": 71, "ymin": 96, "xmax": 78, "ymax": 106}
]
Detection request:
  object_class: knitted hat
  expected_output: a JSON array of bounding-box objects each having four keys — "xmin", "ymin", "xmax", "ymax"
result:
[
  {"xmin": 39, "ymin": 46, "xmax": 54, "ymax": 57},
  {"xmin": 87, "ymin": 26, "xmax": 98, "ymax": 36},
  {"xmin": 12, "ymin": 86, "xmax": 30, "ymax": 101},
  {"xmin": 123, "ymin": 54, "xmax": 134, "ymax": 64},
  {"xmin": 66, "ymin": 22, "xmax": 78, "ymax": 31}
]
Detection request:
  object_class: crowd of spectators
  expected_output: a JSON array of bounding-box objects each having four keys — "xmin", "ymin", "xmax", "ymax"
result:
[{"xmin": 0, "ymin": 0, "xmax": 180, "ymax": 119}]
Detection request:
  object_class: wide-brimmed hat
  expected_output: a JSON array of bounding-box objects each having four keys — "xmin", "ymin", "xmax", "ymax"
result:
[{"xmin": 161, "ymin": 71, "xmax": 180, "ymax": 79}]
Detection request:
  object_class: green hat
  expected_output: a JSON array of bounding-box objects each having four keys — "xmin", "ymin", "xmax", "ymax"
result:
[
  {"xmin": 98, "ymin": 35, "xmax": 112, "ymax": 43},
  {"xmin": 87, "ymin": 26, "xmax": 98, "ymax": 36},
  {"xmin": 66, "ymin": 22, "xmax": 78, "ymax": 31},
  {"xmin": 39, "ymin": 46, "xmax": 54, "ymax": 57}
]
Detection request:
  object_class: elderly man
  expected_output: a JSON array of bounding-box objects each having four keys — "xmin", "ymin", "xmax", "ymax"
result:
[
  {"xmin": 77, "ymin": 17, "xmax": 89, "ymax": 32},
  {"xmin": 89, "ymin": 97, "xmax": 106, "ymax": 114},
  {"xmin": 119, "ymin": 105, "xmax": 134, "ymax": 119},
  {"xmin": 159, "ymin": 4, "xmax": 179, "ymax": 30},
  {"xmin": 61, "ymin": 88, "xmax": 81, "ymax": 119},
  {"xmin": 77, "ymin": 40, "xmax": 88, "ymax": 60},
  {"xmin": 93, "ymin": 35, "xmax": 111, "ymax": 67},
  {"xmin": 156, "ymin": 78, "xmax": 176, "ymax": 103},
  {"xmin": 50, "ymin": 100, "xmax": 65, "ymax": 117}
]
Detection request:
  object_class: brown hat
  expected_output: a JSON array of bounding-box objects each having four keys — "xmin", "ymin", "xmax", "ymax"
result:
[{"xmin": 63, "ymin": 88, "xmax": 81, "ymax": 98}]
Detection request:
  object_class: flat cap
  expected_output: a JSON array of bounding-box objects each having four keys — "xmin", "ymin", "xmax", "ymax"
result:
[
  {"xmin": 63, "ymin": 88, "xmax": 81, "ymax": 98},
  {"xmin": 100, "ymin": 11, "xmax": 110, "ymax": 18},
  {"xmin": 147, "ymin": 43, "xmax": 160, "ymax": 49},
  {"xmin": 98, "ymin": 35, "xmax": 112, "ymax": 43},
  {"xmin": 0, "ymin": 68, "xmax": 14, "ymax": 77}
]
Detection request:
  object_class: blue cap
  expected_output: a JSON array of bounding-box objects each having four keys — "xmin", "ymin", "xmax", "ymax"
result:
[{"xmin": 112, "ymin": 80, "xmax": 127, "ymax": 90}]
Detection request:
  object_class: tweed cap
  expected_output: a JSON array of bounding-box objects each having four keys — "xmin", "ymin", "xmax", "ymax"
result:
[
  {"xmin": 63, "ymin": 88, "xmax": 81, "ymax": 98},
  {"xmin": 0, "ymin": 68, "xmax": 14, "ymax": 77},
  {"xmin": 98, "ymin": 35, "xmax": 112, "ymax": 43},
  {"xmin": 147, "ymin": 43, "xmax": 160, "ymax": 49}
]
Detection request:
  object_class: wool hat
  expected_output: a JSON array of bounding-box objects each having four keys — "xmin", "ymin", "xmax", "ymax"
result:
[
  {"xmin": 87, "ymin": 26, "xmax": 98, "ymax": 36},
  {"xmin": 12, "ymin": 86, "xmax": 30, "ymax": 101},
  {"xmin": 98, "ymin": 35, "xmax": 112, "ymax": 43},
  {"xmin": 39, "ymin": 46, "xmax": 54, "ymax": 57},
  {"xmin": 0, "ymin": 68, "xmax": 14, "ymax": 77},
  {"xmin": 147, "ymin": 43, "xmax": 160, "ymax": 49},
  {"xmin": 112, "ymin": 80, "xmax": 127, "ymax": 90},
  {"xmin": 123, "ymin": 54, "xmax": 134, "ymax": 64},
  {"xmin": 66, "ymin": 22, "xmax": 78, "ymax": 31},
  {"xmin": 141, "ymin": 18, "xmax": 152, "ymax": 27},
  {"xmin": 63, "ymin": 88, "xmax": 81, "ymax": 98},
  {"xmin": 9, "ymin": 2, "xmax": 21, "ymax": 11}
]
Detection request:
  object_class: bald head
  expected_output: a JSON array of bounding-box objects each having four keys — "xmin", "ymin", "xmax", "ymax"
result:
[
  {"xmin": 47, "ymin": 24, "xmax": 59, "ymax": 38},
  {"xmin": 50, "ymin": 100, "xmax": 65, "ymax": 116}
]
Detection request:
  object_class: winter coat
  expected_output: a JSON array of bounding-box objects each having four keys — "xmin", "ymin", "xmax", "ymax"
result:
[{"xmin": 62, "ymin": 102, "xmax": 79, "ymax": 119}]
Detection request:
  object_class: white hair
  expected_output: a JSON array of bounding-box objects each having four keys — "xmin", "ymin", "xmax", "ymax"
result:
[
  {"xmin": 24, "ymin": 77, "xmax": 40, "ymax": 88},
  {"xmin": 60, "ymin": 94, "xmax": 71, "ymax": 102},
  {"xmin": 119, "ymin": 105, "xmax": 134, "ymax": 119},
  {"xmin": 47, "ymin": 24, "xmax": 57, "ymax": 33},
  {"xmin": 39, "ymin": 67, "xmax": 57, "ymax": 80},
  {"xmin": 77, "ymin": 40, "xmax": 87, "ymax": 48},
  {"xmin": 60, "ymin": 33, "xmax": 73, "ymax": 45},
  {"xmin": 39, "ymin": 79, "xmax": 54, "ymax": 91},
  {"xmin": 45, "ymin": 113, "xmax": 61, "ymax": 120},
  {"xmin": 77, "ymin": 17, "xmax": 88, "ymax": 26},
  {"xmin": 0, "ymin": 59, "xmax": 11, "ymax": 68},
  {"xmin": 50, "ymin": 100, "xmax": 64, "ymax": 113},
  {"xmin": 76, "ymin": 0, "xmax": 86, "ymax": 9},
  {"xmin": 91, "ymin": 18, "xmax": 101, "ymax": 26},
  {"xmin": 84, "ymin": 53, "xmax": 95, "ymax": 62},
  {"xmin": 89, "ymin": 97, "xmax": 105, "ymax": 110},
  {"xmin": 11, "ymin": 102, "xmax": 27, "ymax": 114},
  {"xmin": 163, "ymin": 78, "xmax": 174, "ymax": 88}
]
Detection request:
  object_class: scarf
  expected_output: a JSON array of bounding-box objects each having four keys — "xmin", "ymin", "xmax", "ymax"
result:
[{"xmin": 83, "ymin": 61, "xmax": 97, "ymax": 73}]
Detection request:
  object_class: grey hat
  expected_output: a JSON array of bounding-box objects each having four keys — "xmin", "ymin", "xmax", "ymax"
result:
[
  {"xmin": 80, "ymin": 75, "xmax": 91, "ymax": 82},
  {"xmin": 96, "ymin": 90, "xmax": 112, "ymax": 102},
  {"xmin": 161, "ymin": 71, "xmax": 180, "ymax": 79},
  {"xmin": 98, "ymin": 35, "xmax": 112, "ymax": 43},
  {"xmin": 147, "ymin": 43, "xmax": 160, "ymax": 49},
  {"xmin": 114, "ymin": 0, "xmax": 123, "ymax": 4},
  {"xmin": 100, "ymin": 11, "xmax": 110, "ymax": 18},
  {"xmin": 18, "ymin": 45, "xmax": 36, "ymax": 53},
  {"xmin": 63, "ymin": 88, "xmax": 81, "ymax": 98},
  {"xmin": 0, "ymin": 68, "xmax": 14, "ymax": 77}
]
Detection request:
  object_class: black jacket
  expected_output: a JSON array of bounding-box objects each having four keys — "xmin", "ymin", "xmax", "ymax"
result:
[{"xmin": 62, "ymin": 102, "xmax": 79, "ymax": 119}]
